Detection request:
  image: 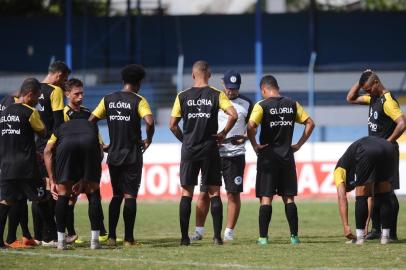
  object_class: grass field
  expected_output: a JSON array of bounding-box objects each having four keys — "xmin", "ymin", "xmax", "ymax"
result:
[{"xmin": 1, "ymin": 199, "xmax": 406, "ymax": 269}]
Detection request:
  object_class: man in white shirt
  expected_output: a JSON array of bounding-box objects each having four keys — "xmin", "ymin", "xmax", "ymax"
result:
[{"xmin": 191, "ymin": 70, "xmax": 253, "ymax": 241}]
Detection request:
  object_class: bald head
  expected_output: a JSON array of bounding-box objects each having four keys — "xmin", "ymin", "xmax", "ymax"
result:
[{"xmin": 192, "ymin": 60, "xmax": 211, "ymax": 81}]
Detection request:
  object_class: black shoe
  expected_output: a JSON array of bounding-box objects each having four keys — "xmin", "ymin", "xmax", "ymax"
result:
[
  {"xmin": 365, "ymin": 229, "xmax": 381, "ymax": 240},
  {"xmin": 390, "ymin": 234, "xmax": 398, "ymax": 241},
  {"xmin": 180, "ymin": 237, "xmax": 190, "ymax": 246},
  {"xmin": 213, "ymin": 237, "xmax": 223, "ymax": 245}
]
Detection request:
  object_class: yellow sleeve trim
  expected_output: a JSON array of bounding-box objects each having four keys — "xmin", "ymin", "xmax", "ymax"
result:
[
  {"xmin": 334, "ymin": 167, "xmax": 346, "ymax": 187},
  {"xmin": 363, "ymin": 95, "xmax": 371, "ymax": 104},
  {"xmin": 98, "ymin": 133, "xmax": 104, "ymax": 145},
  {"xmin": 48, "ymin": 134, "xmax": 57, "ymax": 144},
  {"xmin": 49, "ymin": 85, "xmax": 64, "ymax": 111},
  {"xmin": 383, "ymin": 93, "xmax": 403, "ymax": 121},
  {"xmin": 63, "ymin": 106, "xmax": 70, "ymax": 122},
  {"xmin": 219, "ymin": 91, "xmax": 233, "ymax": 111},
  {"xmin": 295, "ymin": 102, "xmax": 309, "ymax": 123},
  {"xmin": 249, "ymin": 102, "xmax": 264, "ymax": 126},
  {"xmin": 92, "ymin": 98, "xmax": 106, "ymax": 119},
  {"xmin": 137, "ymin": 96, "xmax": 153, "ymax": 118},
  {"xmin": 171, "ymin": 95, "xmax": 181, "ymax": 118},
  {"xmin": 28, "ymin": 109, "xmax": 45, "ymax": 132}
]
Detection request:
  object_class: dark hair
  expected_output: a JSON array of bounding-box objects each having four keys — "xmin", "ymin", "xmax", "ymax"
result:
[
  {"xmin": 121, "ymin": 64, "xmax": 146, "ymax": 85},
  {"xmin": 20, "ymin": 78, "xmax": 41, "ymax": 96},
  {"xmin": 260, "ymin": 75, "xmax": 279, "ymax": 90},
  {"xmin": 65, "ymin": 78, "xmax": 83, "ymax": 91},
  {"xmin": 48, "ymin": 60, "xmax": 71, "ymax": 75},
  {"xmin": 359, "ymin": 70, "xmax": 373, "ymax": 86}
]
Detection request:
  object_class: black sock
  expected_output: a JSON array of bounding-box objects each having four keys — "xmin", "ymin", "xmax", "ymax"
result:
[
  {"xmin": 389, "ymin": 192, "xmax": 399, "ymax": 238},
  {"xmin": 66, "ymin": 204, "xmax": 76, "ymax": 236},
  {"xmin": 123, "ymin": 198, "xmax": 137, "ymax": 242},
  {"xmin": 19, "ymin": 200, "xmax": 32, "ymax": 239},
  {"xmin": 259, "ymin": 204, "xmax": 272, "ymax": 238},
  {"xmin": 6, "ymin": 202, "xmax": 21, "ymax": 244},
  {"xmin": 108, "ymin": 196, "xmax": 123, "ymax": 239},
  {"xmin": 55, "ymin": 195, "xmax": 70, "ymax": 233},
  {"xmin": 285, "ymin": 202, "xmax": 298, "ymax": 236},
  {"xmin": 376, "ymin": 193, "xmax": 393, "ymax": 230},
  {"xmin": 371, "ymin": 197, "xmax": 381, "ymax": 231},
  {"xmin": 31, "ymin": 201, "xmax": 43, "ymax": 241},
  {"xmin": 0, "ymin": 204, "xmax": 10, "ymax": 247},
  {"xmin": 87, "ymin": 192, "xmax": 102, "ymax": 231},
  {"xmin": 210, "ymin": 196, "xmax": 223, "ymax": 239},
  {"xmin": 179, "ymin": 196, "xmax": 192, "ymax": 240},
  {"xmin": 45, "ymin": 191, "xmax": 57, "ymax": 241},
  {"xmin": 355, "ymin": 196, "xmax": 368, "ymax": 230},
  {"xmin": 98, "ymin": 190, "xmax": 107, "ymax": 236},
  {"xmin": 36, "ymin": 200, "xmax": 56, "ymax": 242}
]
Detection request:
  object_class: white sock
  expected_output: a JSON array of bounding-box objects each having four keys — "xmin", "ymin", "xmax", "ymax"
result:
[
  {"xmin": 382, "ymin": 229, "xmax": 390, "ymax": 238},
  {"xmin": 91, "ymin": 230, "xmax": 100, "ymax": 241},
  {"xmin": 224, "ymin": 227, "xmax": 234, "ymax": 236},
  {"xmin": 195, "ymin": 226, "xmax": 205, "ymax": 236},
  {"xmin": 57, "ymin": 232, "xmax": 65, "ymax": 243},
  {"xmin": 356, "ymin": 229, "xmax": 364, "ymax": 239}
]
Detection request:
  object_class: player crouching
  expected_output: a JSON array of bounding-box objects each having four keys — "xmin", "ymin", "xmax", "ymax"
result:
[
  {"xmin": 335, "ymin": 136, "xmax": 395, "ymax": 245},
  {"xmin": 44, "ymin": 118, "xmax": 103, "ymax": 250}
]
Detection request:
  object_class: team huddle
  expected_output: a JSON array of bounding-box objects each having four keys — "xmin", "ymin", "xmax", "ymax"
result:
[{"xmin": 0, "ymin": 60, "xmax": 404, "ymax": 250}]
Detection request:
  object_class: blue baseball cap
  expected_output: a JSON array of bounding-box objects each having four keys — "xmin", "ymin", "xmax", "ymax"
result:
[{"xmin": 223, "ymin": 70, "xmax": 241, "ymax": 90}]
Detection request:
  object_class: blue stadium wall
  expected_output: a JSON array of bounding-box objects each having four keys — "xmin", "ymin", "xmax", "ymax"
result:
[{"xmin": 0, "ymin": 11, "xmax": 405, "ymax": 72}]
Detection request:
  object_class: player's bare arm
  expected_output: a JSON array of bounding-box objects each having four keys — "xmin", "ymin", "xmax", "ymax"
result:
[
  {"xmin": 142, "ymin": 114, "xmax": 155, "ymax": 153},
  {"xmin": 44, "ymin": 141, "xmax": 58, "ymax": 200},
  {"xmin": 386, "ymin": 115, "xmax": 406, "ymax": 142},
  {"xmin": 292, "ymin": 117, "xmax": 315, "ymax": 152},
  {"xmin": 336, "ymin": 183, "xmax": 354, "ymax": 240},
  {"xmin": 247, "ymin": 120, "xmax": 268, "ymax": 154},
  {"xmin": 346, "ymin": 82, "xmax": 369, "ymax": 105},
  {"xmin": 169, "ymin": 116, "xmax": 183, "ymax": 142},
  {"xmin": 214, "ymin": 106, "xmax": 237, "ymax": 143}
]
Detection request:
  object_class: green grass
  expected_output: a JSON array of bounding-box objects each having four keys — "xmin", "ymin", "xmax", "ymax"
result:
[{"xmin": 1, "ymin": 199, "xmax": 406, "ymax": 269}]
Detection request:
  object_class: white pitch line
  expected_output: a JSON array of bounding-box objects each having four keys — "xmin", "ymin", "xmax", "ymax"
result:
[{"xmin": 1, "ymin": 250, "xmax": 276, "ymax": 270}]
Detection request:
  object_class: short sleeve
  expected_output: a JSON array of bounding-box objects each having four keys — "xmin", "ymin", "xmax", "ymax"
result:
[
  {"xmin": 138, "ymin": 96, "xmax": 153, "ymax": 118},
  {"xmin": 383, "ymin": 95, "xmax": 403, "ymax": 121},
  {"xmin": 334, "ymin": 167, "xmax": 346, "ymax": 187},
  {"xmin": 295, "ymin": 102, "xmax": 310, "ymax": 124},
  {"xmin": 171, "ymin": 95, "xmax": 181, "ymax": 118},
  {"xmin": 249, "ymin": 103, "xmax": 264, "ymax": 126},
  {"xmin": 48, "ymin": 133, "xmax": 58, "ymax": 144},
  {"xmin": 363, "ymin": 95, "xmax": 371, "ymax": 104},
  {"xmin": 50, "ymin": 86, "xmax": 64, "ymax": 111},
  {"xmin": 29, "ymin": 109, "xmax": 45, "ymax": 132},
  {"xmin": 219, "ymin": 91, "xmax": 233, "ymax": 111},
  {"xmin": 92, "ymin": 98, "xmax": 106, "ymax": 119}
]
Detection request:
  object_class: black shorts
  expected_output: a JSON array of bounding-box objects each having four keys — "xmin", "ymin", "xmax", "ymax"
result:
[
  {"xmin": 201, "ymin": 155, "xmax": 245, "ymax": 193},
  {"xmin": 0, "ymin": 178, "xmax": 46, "ymax": 202},
  {"xmin": 108, "ymin": 161, "xmax": 142, "ymax": 197},
  {"xmin": 392, "ymin": 143, "xmax": 400, "ymax": 190},
  {"xmin": 180, "ymin": 151, "xmax": 222, "ymax": 187},
  {"xmin": 255, "ymin": 154, "xmax": 297, "ymax": 197},
  {"xmin": 55, "ymin": 142, "xmax": 101, "ymax": 184}
]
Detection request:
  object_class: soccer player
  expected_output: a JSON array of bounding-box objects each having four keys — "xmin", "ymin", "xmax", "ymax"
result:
[
  {"xmin": 0, "ymin": 92, "xmax": 37, "ymax": 247},
  {"xmin": 169, "ymin": 60, "xmax": 238, "ymax": 245},
  {"xmin": 0, "ymin": 78, "xmax": 53, "ymax": 248},
  {"xmin": 247, "ymin": 75, "xmax": 315, "ymax": 245},
  {"xmin": 44, "ymin": 117, "xmax": 103, "ymax": 250},
  {"xmin": 191, "ymin": 70, "xmax": 252, "ymax": 242},
  {"xmin": 33, "ymin": 60, "xmax": 71, "ymax": 246},
  {"xmin": 61, "ymin": 78, "xmax": 108, "ymax": 244},
  {"xmin": 347, "ymin": 70, "xmax": 406, "ymax": 240},
  {"xmin": 90, "ymin": 64, "xmax": 155, "ymax": 246},
  {"xmin": 334, "ymin": 136, "xmax": 396, "ymax": 245}
]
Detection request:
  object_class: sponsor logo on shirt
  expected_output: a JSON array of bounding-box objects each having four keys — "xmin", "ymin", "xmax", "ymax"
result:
[
  {"xmin": 0, "ymin": 114, "xmax": 21, "ymax": 135},
  {"xmin": 187, "ymin": 99, "xmax": 212, "ymax": 119},
  {"xmin": 109, "ymin": 101, "xmax": 131, "ymax": 109},
  {"xmin": 268, "ymin": 107, "xmax": 294, "ymax": 127}
]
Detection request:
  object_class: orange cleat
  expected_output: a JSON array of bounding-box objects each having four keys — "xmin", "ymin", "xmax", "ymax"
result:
[
  {"xmin": 22, "ymin": 237, "xmax": 38, "ymax": 246},
  {"xmin": 5, "ymin": 240, "xmax": 32, "ymax": 249}
]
